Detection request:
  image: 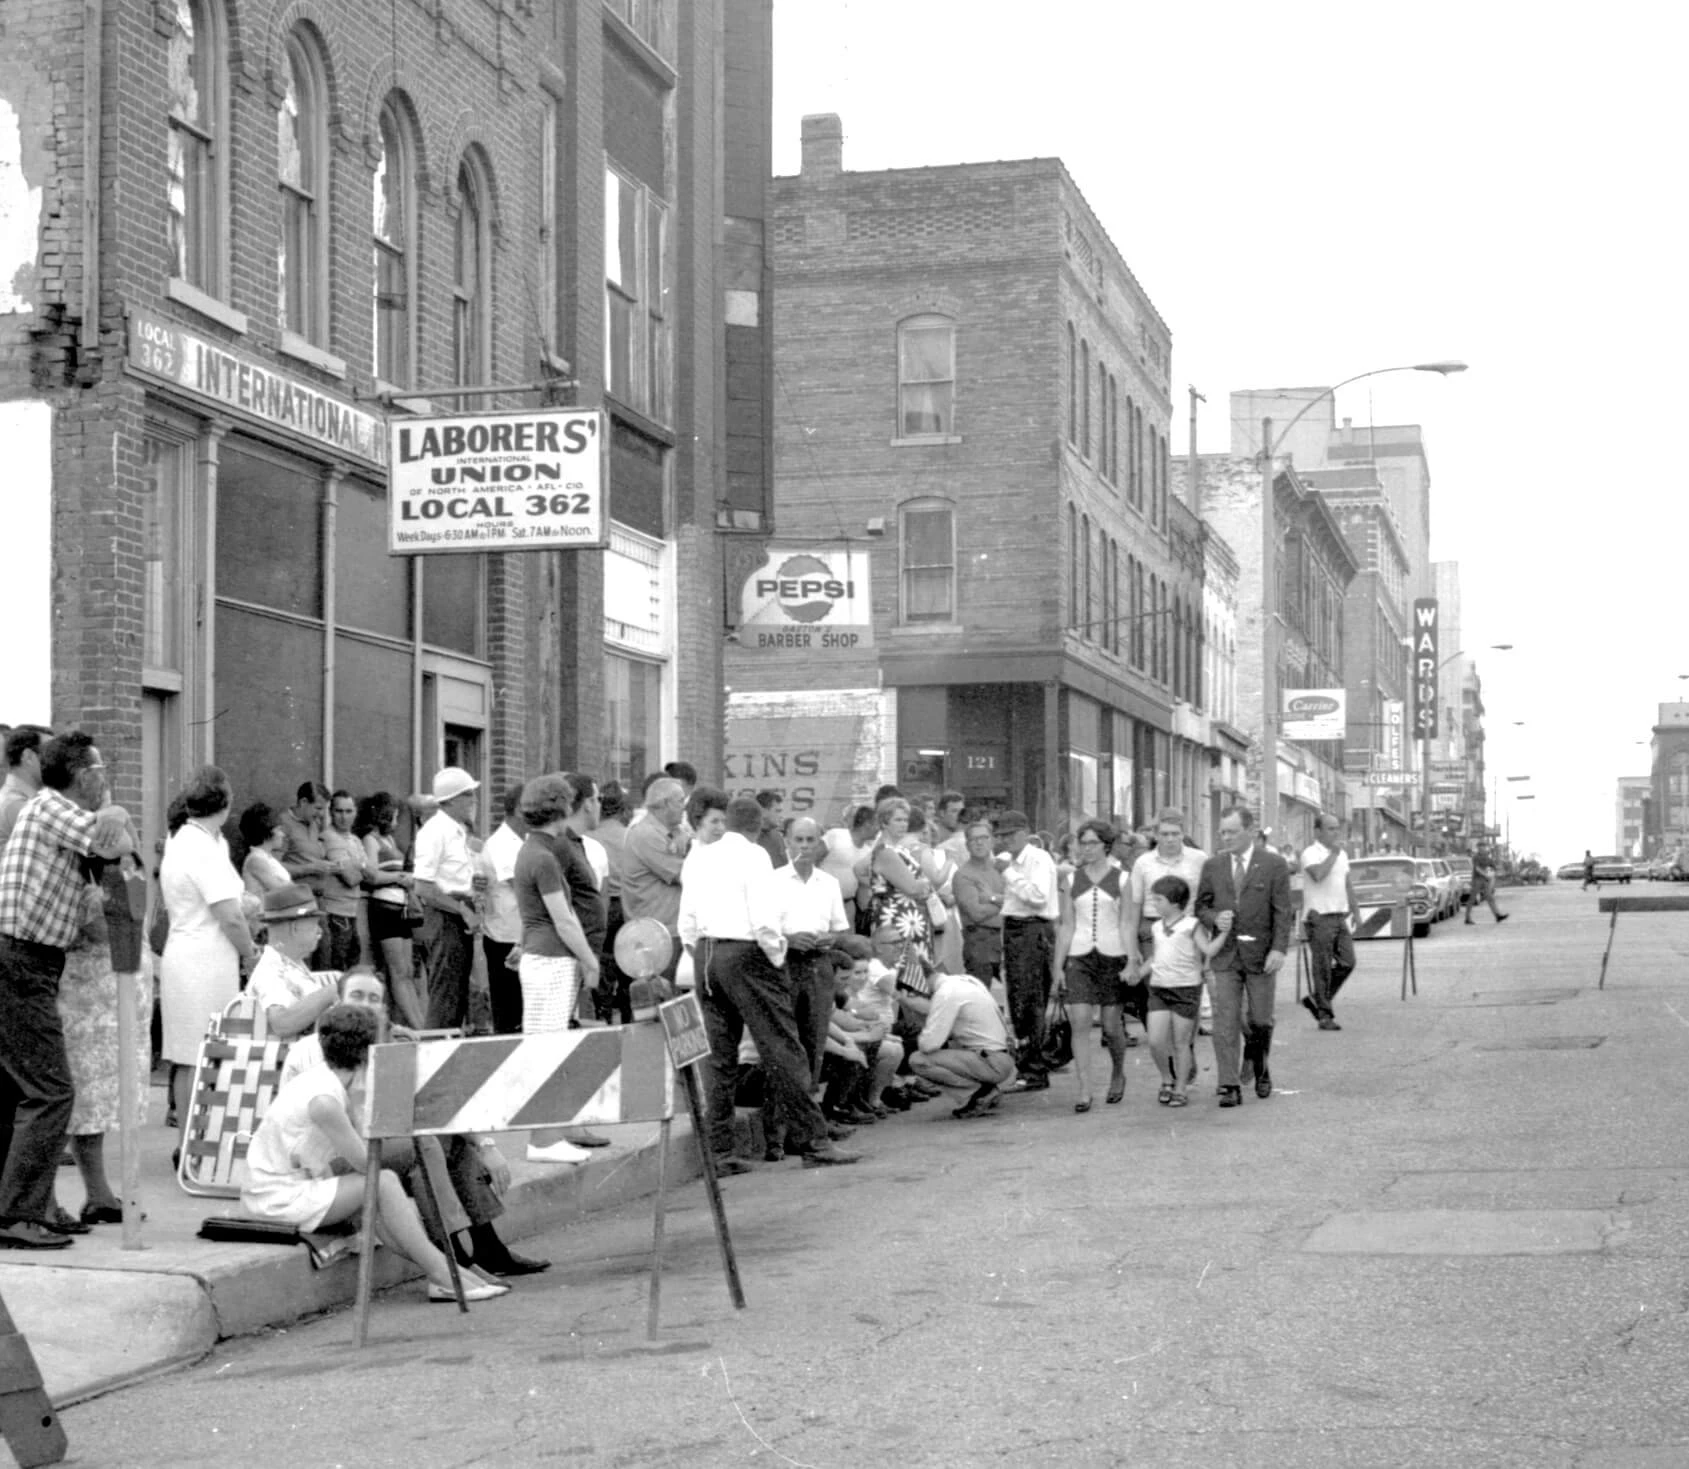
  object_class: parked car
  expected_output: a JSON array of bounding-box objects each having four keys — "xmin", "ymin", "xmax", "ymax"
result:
[
  {"xmin": 1416, "ymin": 857, "xmax": 1458, "ymax": 920},
  {"xmin": 1593, "ymin": 855, "xmax": 1634, "ymax": 884},
  {"xmin": 1557, "ymin": 861, "xmax": 1585, "ymax": 881},
  {"xmin": 1350, "ymin": 855, "xmax": 1435, "ymax": 938},
  {"xmin": 1515, "ymin": 859, "xmax": 1550, "ymax": 885},
  {"xmin": 1445, "ymin": 855, "xmax": 1474, "ymax": 902}
]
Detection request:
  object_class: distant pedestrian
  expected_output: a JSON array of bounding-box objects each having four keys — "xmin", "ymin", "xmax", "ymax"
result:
[
  {"xmin": 1581, "ymin": 850, "xmax": 1597, "ymax": 891},
  {"xmin": 1298, "ymin": 812, "xmax": 1359, "ymax": 1031},
  {"xmin": 1466, "ymin": 847, "xmax": 1510, "ymax": 924}
]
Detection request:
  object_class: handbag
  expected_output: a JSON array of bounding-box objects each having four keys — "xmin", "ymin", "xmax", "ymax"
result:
[
  {"xmin": 403, "ymin": 889, "xmax": 427, "ymax": 929},
  {"xmin": 1041, "ymin": 996, "xmax": 1074, "ymax": 1070}
]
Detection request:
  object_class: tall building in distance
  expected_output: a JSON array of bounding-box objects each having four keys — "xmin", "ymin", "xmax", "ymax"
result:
[
  {"xmin": 1647, "ymin": 703, "xmax": 1689, "ymax": 856},
  {"xmin": 0, "ymin": 0, "xmax": 775, "ymax": 838},
  {"xmin": 1616, "ymin": 775, "xmax": 1650, "ymax": 858},
  {"xmin": 725, "ymin": 114, "xmax": 1223, "ymax": 836}
]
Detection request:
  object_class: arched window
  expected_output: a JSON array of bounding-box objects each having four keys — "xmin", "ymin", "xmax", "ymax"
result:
[
  {"xmin": 897, "ymin": 314, "xmax": 955, "ymax": 437},
  {"xmin": 900, "ymin": 498, "xmax": 955, "ymax": 624},
  {"xmin": 1110, "ymin": 539, "xmax": 1121, "ymax": 654},
  {"xmin": 1067, "ymin": 324, "xmax": 1077, "ymax": 445},
  {"xmin": 1080, "ymin": 513, "xmax": 1092, "ymax": 638},
  {"xmin": 278, "ymin": 28, "xmax": 330, "ymax": 342},
  {"xmin": 166, "ymin": 0, "xmax": 226, "ymax": 296},
  {"xmin": 454, "ymin": 155, "xmax": 492, "ymax": 387},
  {"xmin": 1080, "ymin": 340, "xmax": 1091, "ymax": 458},
  {"xmin": 372, "ymin": 97, "xmax": 416, "ymax": 385},
  {"xmin": 1126, "ymin": 397, "xmax": 1138, "ymax": 507},
  {"xmin": 1068, "ymin": 503, "xmax": 1079, "ymax": 630}
]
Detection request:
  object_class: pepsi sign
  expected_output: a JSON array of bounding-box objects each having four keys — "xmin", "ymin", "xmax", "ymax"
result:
[{"xmin": 739, "ymin": 549, "xmax": 873, "ymax": 653}]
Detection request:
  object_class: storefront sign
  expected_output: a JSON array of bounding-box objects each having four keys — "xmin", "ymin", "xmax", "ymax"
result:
[
  {"xmin": 738, "ymin": 549, "xmax": 872, "ymax": 653},
  {"xmin": 388, "ymin": 409, "xmax": 607, "ymax": 554},
  {"xmin": 1281, "ymin": 689, "xmax": 1345, "ymax": 741},
  {"xmin": 1383, "ymin": 699, "xmax": 1405, "ymax": 769},
  {"xmin": 127, "ymin": 310, "xmax": 386, "ymax": 466},
  {"xmin": 724, "ymin": 689, "xmax": 887, "ymax": 817},
  {"xmin": 1411, "ymin": 599, "xmax": 1439, "ymax": 739}
]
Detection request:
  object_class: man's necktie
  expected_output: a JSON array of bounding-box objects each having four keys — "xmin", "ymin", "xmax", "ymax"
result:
[{"xmin": 1233, "ymin": 853, "xmax": 1246, "ymax": 890}]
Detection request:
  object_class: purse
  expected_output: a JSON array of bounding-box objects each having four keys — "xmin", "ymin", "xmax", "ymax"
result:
[
  {"xmin": 403, "ymin": 890, "xmax": 427, "ymax": 929},
  {"xmin": 1041, "ymin": 996, "xmax": 1074, "ymax": 1070}
]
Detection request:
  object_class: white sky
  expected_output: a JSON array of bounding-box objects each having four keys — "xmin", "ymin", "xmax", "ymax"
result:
[{"xmin": 772, "ymin": 0, "xmax": 1689, "ymax": 862}]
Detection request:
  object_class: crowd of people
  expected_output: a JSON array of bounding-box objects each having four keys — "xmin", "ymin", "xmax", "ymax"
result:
[{"xmin": 0, "ymin": 718, "xmax": 1380, "ymax": 1294}]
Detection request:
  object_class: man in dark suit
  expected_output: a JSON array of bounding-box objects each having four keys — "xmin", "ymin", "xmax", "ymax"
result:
[{"xmin": 1195, "ymin": 804, "xmax": 1293, "ymax": 1108}]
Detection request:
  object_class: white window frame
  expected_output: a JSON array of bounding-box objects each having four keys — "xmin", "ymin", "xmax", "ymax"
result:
[
  {"xmin": 372, "ymin": 97, "xmax": 417, "ymax": 388},
  {"xmin": 899, "ymin": 498, "xmax": 957, "ymax": 625},
  {"xmin": 277, "ymin": 28, "xmax": 330, "ymax": 347},
  {"xmin": 895, "ymin": 314, "xmax": 956, "ymax": 441}
]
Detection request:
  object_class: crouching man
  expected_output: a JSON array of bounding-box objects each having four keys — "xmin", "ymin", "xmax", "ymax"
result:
[
  {"xmin": 906, "ymin": 965, "xmax": 1016, "ymax": 1119},
  {"xmin": 279, "ymin": 968, "xmax": 549, "ymax": 1279}
]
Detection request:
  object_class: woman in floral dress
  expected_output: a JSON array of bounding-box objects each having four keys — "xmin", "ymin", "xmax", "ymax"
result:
[
  {"xmin": 57, "ymin": 856, "xmax": 151, "ymax": 1224},
  {"xmin": 867, "ymin": 797, "xmax": 934, "ymax": 965}
]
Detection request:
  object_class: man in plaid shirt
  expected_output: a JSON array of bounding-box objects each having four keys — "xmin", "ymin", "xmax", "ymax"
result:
[{"xmin": 0, "ymin": 731, "xmax": 134, "ymax": 1249}]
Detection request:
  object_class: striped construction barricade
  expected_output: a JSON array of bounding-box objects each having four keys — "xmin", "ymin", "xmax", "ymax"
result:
[
  {"xmin": 352, "ymin": 1002, "xmax": 741, "ymax": 1344},
  {"xmin": 1349, "ymin": 902, "xmax": 1418, "ymax": 999}
]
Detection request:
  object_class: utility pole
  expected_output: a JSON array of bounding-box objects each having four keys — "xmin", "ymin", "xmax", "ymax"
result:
[
  {"xmin": 1260, "ymin": 416, "xmax": 1277, "ymax": 835},
  {"xmin": 1188, "ymin": 385, "xmax": 1206, "ymax": 515}
]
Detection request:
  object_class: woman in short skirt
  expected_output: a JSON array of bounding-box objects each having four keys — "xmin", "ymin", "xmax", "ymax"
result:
[{"xmin": 512, "ymin": 774, "xmax": 603, "ymax": 1163}]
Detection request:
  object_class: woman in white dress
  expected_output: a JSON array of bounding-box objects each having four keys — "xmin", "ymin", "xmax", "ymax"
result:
[
  {"xmin": 240, "ymin": 1004, "xmax": 505, "ymax": 1303},
  {"xmin": 159, "ymin": 767, "xmax": 257, "ymax": 1137}
]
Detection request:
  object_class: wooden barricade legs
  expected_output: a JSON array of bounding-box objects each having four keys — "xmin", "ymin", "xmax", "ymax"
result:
[
  {"xmin": 1400, "ymin": 906, "xmax": 1417, "ymax": 1000},
  {"xmin": 0, "ymin": 1293, "xmax": 67, "ymax": 1467},
  {"xmin": 351, "ymin": 1139, "xmax": 383, "ymax": 1349},
  {"xmin": 1599, "ymin": 901, "xmax": 1621, "ymax": 989},
  {"xmin": 679, "ymin": 1065, "xmax": 745, "ymax": 1315},
  {"xmin": 646, "ymin": 1115, "xmax": 669, "ymax": 1341}
]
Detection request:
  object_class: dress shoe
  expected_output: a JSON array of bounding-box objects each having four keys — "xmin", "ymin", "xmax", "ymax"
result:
[
  {"xmin": 800, "ymin": 1143, "xmax": 861, "ymax": 1167},
  {"xmin": 477, "ymin": 1249, "xmax": 550, "ymax": 1277},
  {"xmin": 1217, "ymin": 1085, "xmax": 1243, "ymax": 1109},
  {"xmin": 80, "ymin": 1202, "xmax": 125, "ymax": 1225},
  {"xmin": 1006, "ymin": 1074, "xmax": 1049, "ymax": 1093},
  {"xmin": 1318, "ymin": 1017, "xmax": 1342, "ymax": 1031},
  {"xmin": 429, "ymin": 1277, "xmax": 509, "ymax": 1303},
  {"xmin": 953, "ymin": 1083, "xmax": 1002, "ymax": 1119},
  {"xmin": 825, "ymin": 1123, "xmax": 856, "ymax": 1142},
  {"xmin": 711, "ymin": 1155, "xmax": 755, "ymax": 1176},
  {"xmin": 46, "ymin": 1208, "xmax": 90, "ymax": 1236},
  {"xmin": 1497, "ymin": 913, "xmax": 1510, "ymax": 923},
  {"xmin": 1300, "ymin": 995, "xmax": 1317, "ymax": 1018},
  {"xmin": 763, "ymin": 1145, "xmax": 786, "ymax": 1162},
  {"xmin": 0, "ymin": 1222, "xmax": 73, "ymax": 1249},
  {"xmin": 906, "ymin": 1080, "xmax": 944, "ymax": 1099},
  {"xmin": 561, "ymin": 1129, "xmax": 611, "ymax": 1148},
  {"xmin": 526, "ymin": 1139, "xmax": 592, "ymax": 1164},
  {"xmin": 1255, "ymin": 1072, "xmax": 1274, "ymax": 1099}
]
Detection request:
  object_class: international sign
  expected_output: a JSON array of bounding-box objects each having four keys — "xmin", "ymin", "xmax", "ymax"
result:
[
  {"xmin": 1281, "ymin": 688, "xmax": 1346, "ymax": 741},
  {"xmin": 128, "ymin": 310, "xmax": 385, "ymax": 466},
  {"xmin": 1411, "ymin": 598, "xmax": 1439, "ymax": 739},
  {"xmin": 387, "ymin": 409, "xmax": 607, "ymax": 555},
  {"xmin": 738, "ymin": 549, "xmax": 872, "ymax": 653}
]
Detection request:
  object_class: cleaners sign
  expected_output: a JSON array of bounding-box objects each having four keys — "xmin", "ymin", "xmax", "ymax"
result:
[
  {"xmin": 738, "ymin": 549, "xmax": 873, "ymax": 652},
  {"xmin": 388, "ymin": 409, "xmax": 607, "ymax": 554}
]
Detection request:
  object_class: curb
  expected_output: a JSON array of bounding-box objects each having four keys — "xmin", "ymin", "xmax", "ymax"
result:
[{"xmin": 6, "ymin": 1115, "xmax": 703, "ymax": 1407}]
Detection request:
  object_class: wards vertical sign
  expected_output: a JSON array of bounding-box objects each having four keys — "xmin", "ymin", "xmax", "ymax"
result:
[{"xmin": 1411, "ymin": 598, "xmax": 1439, "ymax": 740}]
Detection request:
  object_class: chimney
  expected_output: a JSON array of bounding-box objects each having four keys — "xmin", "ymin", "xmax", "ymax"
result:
[
  {"xmin": 800, "ymin": 113, "xmax": 843, "ymax": 181},
  {"xmin": 1341, "ymin": 416, "xmax": 1354, "ymax": 444}
]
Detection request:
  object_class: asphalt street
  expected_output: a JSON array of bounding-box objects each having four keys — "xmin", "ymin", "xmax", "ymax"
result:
[{"xmin": 60, "ymin": 880, "xmax": 1689, "ymax": 1469}]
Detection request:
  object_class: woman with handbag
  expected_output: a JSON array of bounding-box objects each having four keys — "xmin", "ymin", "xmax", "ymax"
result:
[
  {"xmin": 1053, "ymin": 819, "xmax": 1132, "ymax": 1112},
  {"xmin": 354, "ymin": 792, "xmax": 425, "ymax": 1029}
]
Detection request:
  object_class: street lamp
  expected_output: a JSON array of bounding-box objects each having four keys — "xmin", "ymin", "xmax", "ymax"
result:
[{"xmin": 1258, "ymin": 361, "xmax": 1467, "ymax": 836}]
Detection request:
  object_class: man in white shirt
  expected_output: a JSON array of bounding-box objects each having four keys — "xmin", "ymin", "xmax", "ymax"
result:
[
  {"xmin": 1298, "ymin": 811, "xmax": 1359, "ymax": 1031},
  {"xmin": 764, "ymin": 816, "xmax": 850, "ymax": 1087},
  {"xmin": 995, "ymin": 810, "xmax": 1060, "ymax": 1090},
  {"xmin": 680, "ymin": 795, "xmax": 857, "ymax": 1171},
  {"xmin": 479, "ymin": 783, "xmax": 526, "ymax": 1034},
  {"xmin": 414, "ymin": 767, "xmax": 482, "ymax": 1031},
  {"xmin": 907, "ymin": 967, "xmax": 1015, "ymax": 1117}
]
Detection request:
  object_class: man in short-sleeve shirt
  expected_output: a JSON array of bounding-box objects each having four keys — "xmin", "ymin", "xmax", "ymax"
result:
[
  {"xmin": 1125, "ymin": 811, "xmax": 1208, "ymax": 1030},
  {"xmin": 0, "ymin": 733, "xmax": 133, "ymax": 1247},
  {"xmin": 1297, "ymin": 812, "xmax": 1359, "ymax": 1030},
  {"xmin": 414, "ymin": 768, "xmax": 482, "ymax": 1030}
]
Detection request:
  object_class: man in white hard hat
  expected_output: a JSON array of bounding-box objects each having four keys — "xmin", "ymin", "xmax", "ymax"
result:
[{"xmin": 415, "ymin": 767, "xmax": 482, "ymax": 1030}]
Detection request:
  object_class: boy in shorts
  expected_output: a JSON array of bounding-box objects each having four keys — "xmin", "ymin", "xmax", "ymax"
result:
[{"xmin": 1143, "ymin": 875, "xmax": 1223, "ymax": 1107}]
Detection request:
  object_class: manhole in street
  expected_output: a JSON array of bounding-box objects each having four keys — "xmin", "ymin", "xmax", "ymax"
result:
[
  {"xmin": 1464, "ymin": 988, "xmax": 1579, "ymax": 1007},
  {"xmin": 1474, "ymin": 1035, "xmax": 1606, "ymax": 1052}
]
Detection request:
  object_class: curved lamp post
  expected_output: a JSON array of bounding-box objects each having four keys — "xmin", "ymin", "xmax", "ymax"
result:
[{"xmin": 1257, "ymin": 362, "xmax": 1467, "ymax": 836}]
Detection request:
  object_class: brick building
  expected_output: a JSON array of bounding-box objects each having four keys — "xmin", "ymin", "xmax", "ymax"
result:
[
  {"xmin": 0, "ymin": 0, "xmax": 772, "ymax": 840},
  {"xmin": 1647, "ymin": 703, "xmax": 1689, "ymax": 855},
  {"xmin": 726, "ymin": 115, "xmax": 1213, "ymax": 836},
  {"xmin": 1180, "ymin": 453, "xmax": 1357, "ymax": 849}
]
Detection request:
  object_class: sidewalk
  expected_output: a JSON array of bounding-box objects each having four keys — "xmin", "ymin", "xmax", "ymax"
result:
[{"xmin": 0, "ymin": 1084, "xmax": 701, "ymax": 1406}]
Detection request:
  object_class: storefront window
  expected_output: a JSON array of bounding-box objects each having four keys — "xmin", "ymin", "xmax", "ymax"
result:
[
  {"xmin": 335, "ymin": 478, "xmax": 410, "ymax": 640},
  {"xmin": 605, "ymin": 652, "xmax": 662, "ymax": 789},
  {"xmin": 217, "ymin": 442, "xmax": 321, "ymax": 619},
  {"xmin": 422, "ymin": 553, "xmax": 484, "ymax": 656}
]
